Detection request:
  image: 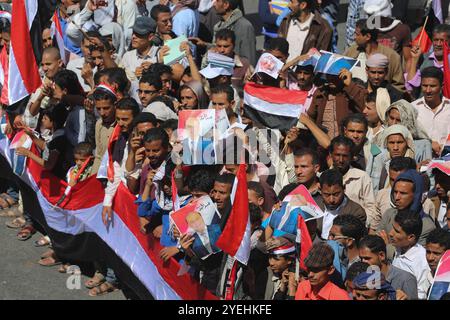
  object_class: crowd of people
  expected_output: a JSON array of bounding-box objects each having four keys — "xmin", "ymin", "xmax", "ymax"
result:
[{"xmin": 0, "ymin": 0, "xmax": 450, "ymax": 300}]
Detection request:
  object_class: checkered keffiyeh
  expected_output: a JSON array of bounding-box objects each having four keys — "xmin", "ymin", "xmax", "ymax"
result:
[{"xmin": 304, "ymin": 243, "xmax": 335, "ymax": 270}]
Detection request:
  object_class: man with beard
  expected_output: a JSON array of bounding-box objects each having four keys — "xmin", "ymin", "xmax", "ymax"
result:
[
  {"xmin": 329, "ymin": 136, "xmax": 377, "ymax": 229},
  {"xmin": 344, "ymin": 19, "xmax": 404, "ymax": 92},
  {"xmin": 278, "ymin": 0, "xmax": 332, "ymax": 60},
  {"xmin": 365, "ymin": 53, "xmax": 408, "ymax": 103},
  {"xmin": 316, "ymin": 169, "xmax": 367, "ymax": 240}
]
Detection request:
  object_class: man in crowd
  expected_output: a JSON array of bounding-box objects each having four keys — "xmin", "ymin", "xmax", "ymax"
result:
[{"xmin": 278, "ymin": 0, "xmax": 332, "ymax": 60}]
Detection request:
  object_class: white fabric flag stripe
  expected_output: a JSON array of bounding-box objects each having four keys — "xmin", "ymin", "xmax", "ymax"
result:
[
  {"xmin": 8, "ymin": 46, "xmax": 29, "ymax": 105},
  {"xmin": 244, "ymin": 93, "xmax": 304, "ymax": 118},
  {"xmin": 229, "ymin": 175, "xmax": 251, "ymax": 266}
]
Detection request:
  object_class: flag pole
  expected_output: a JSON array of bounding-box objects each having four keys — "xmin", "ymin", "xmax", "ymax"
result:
[{"xmin": 418, "ymin": 15, "xmax": 430, "ymax": 46}]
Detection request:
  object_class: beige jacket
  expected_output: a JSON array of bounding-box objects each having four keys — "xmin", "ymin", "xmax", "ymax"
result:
[{"xmin": 343, "ymin": 167, "xmax": 377, "ymax": 229}]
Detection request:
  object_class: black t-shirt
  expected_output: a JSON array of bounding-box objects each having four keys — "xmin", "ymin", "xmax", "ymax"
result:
[{"xmin": 47, "ymin": 135, "xmax": 74, "ymax": 180}]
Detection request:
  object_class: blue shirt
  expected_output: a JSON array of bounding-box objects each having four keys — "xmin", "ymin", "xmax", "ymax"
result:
[
  {"xmin": 58, "ymin": 11, "xmax": 82, "ymax": 56},
  {"xmin": 172, "ymin": 8, "xmax": 199, "ymax": 38}
]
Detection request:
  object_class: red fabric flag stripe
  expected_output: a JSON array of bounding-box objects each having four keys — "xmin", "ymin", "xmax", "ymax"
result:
[
  {"xmin": 298, "ymin": 215, "xmax": 313, "ymax": 271},
  {"xmin": 215, "ymin": 164, "xmax": 249, "ymax": 257},
  {"xmin": 107, "ymin": 125, "xmax": 121, "ymax": 182},
  {"xmin": 10, "ymin": 0, "xmax": 41, "ymax": 95},
  {"xmin": 244, "ymin": 82, "xmax": 308, "ymax": 104},
  {"xmin": 443, "ymin": 42, "xmax": 450, "ymax": 99},
  {"xmin": 412, "ymin": 27, "xmax": 432, "ymax": 54}
]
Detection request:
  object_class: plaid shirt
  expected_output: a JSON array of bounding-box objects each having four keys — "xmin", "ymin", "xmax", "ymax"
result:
[{"xmin": 345, "ymin": 0, "xmax": 367, "ymax": 48}]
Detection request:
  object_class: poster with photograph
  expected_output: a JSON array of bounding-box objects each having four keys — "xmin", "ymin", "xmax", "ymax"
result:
[
  {"xmin": 254, "ymin": 53, "xmax": 284, "ymax": 79},
  {"xmin": 178, "ymin": 109, "xmax": 231, "ymax": 165},
  {"xmin": 268, "ymin": 184, "xmax": 324, "ymax": 235},
  {"xmin": 170, "ymin": 195, "xmax": 222, "ymax": 259}
]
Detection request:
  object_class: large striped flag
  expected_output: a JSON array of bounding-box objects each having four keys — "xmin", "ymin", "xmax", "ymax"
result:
[
  {"xmin": 51, "ymin": 11, "xmax": 70, "ymax": 65},
  {"xmin": 243, "ymin": 82, "xmax": 308, "ymax": 131},
  {"xmin": 0, "ymin": 129, "xmax": 218, "ymax": 300},
  {"xmin": 7, "ymin": 0, "xmax": 55, "ymax": 106}
]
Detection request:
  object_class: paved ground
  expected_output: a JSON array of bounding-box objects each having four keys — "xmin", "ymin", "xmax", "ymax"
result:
[
  {"xmin": 0, "ymin": 1, "xmax": 349, "ymax": 302},
  {"xmin": 0, "ymin": 215, "xmax": 124, "ymax": 300}
]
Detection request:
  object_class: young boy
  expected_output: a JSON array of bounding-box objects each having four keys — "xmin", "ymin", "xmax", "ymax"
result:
[
  {"xmin": 295, "ymin": 243, "xmax": 350, "ymax": 300},
  {"xmin": 390, "ymin": 210, "xmax": 432, "ymax": 299},
  {"xmin": 255, "ymin": 240, "xmax": 297, "ymax": 300},
  {"xmin": 67, "ymin": 142, "xmax": 95, "ymax": 187}
]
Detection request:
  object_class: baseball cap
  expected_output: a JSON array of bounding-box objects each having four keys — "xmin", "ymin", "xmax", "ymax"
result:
[{"xmin": 132, "ymin": 16, "xmax": 157, "ymax": 36}]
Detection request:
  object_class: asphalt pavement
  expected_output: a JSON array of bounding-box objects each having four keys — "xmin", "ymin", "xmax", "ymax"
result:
[{"xmin": 0, "ymin": 215, "xmax": 124, "ymax": 300}]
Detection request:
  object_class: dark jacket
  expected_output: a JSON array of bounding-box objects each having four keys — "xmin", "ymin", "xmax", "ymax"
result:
[
  {"xmin": 278, "ymin": 11, "xmax": 333, "ymax": 55},
  {"xmin": 315, "ymin": 196, "xmax": 367, "ymax": 238},
  {"xmin": 377, "ymin": 170, "xmax": 437, "ymax": 246},
  {"xmin": 307, "ymin": 82, "xmax": 367, "ymax": 129}
]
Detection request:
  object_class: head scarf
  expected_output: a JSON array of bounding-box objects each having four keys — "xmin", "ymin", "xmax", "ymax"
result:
[
  {"xmin": 171, "ymin": 0, "xmax": 200, "ymax": 17},
  {"xmin": 390, "ymin": 169, "xmax": 425, "ymax": 216},
  {"xmin": 384, "ymin": 100, "xmax": 430, "ymax": 141},
  {"xmin": 182, "ymin": 80, "xmax": 209, "ymax": 109},
  {"xmin": 382, "ymin": 124, "xmax": 415, "ymax": 160},
  {"xmin": 375, "ymin": 88, "xmax": 390, "ymax": 122},
  {"xmin": 353, "ymin": 270, "xmax": 397, "ymax": 300},
  {"xmin": 99, "ymin": 22, "xmax": 126, "ymax": 58},
  {"xmin": 366, "ymin": 53, "xmax": 389, "ymax": 68}
]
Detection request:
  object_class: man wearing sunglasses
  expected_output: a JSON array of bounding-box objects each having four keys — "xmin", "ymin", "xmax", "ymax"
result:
[{"xmin": 121, "ymin": 16, "xmax": 159, "ymax": 82}]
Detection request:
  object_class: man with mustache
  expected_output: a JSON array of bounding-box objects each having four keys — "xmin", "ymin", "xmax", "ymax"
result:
[
  {"xmin": 406, "ymin": 24, "xmax": 450, "ymax": 99},
  {"xmin": 412, "ymin": 67, "xmax": 450, "ymax": 157}
]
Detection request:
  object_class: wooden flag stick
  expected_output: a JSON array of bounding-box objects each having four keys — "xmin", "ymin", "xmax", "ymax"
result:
[{"xmin": 418, "ymin": 15, "xmax": 430, "ymax": 46}]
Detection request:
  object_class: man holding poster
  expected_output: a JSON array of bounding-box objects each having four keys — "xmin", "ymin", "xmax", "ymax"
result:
[{"xmin": 185, "ymin": 211, "xmax": 221, "ymax": 259}]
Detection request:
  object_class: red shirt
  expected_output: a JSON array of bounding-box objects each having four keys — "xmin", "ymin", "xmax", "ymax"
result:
[{"xmin": 295, "ymin": 280, "xmax": 351, "ymax": 300}]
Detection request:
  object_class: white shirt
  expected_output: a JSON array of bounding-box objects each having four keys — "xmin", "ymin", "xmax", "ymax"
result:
[
  {"xmin": 437, "ymin": 201, "xmax": 447, "ymax": 228},
  {"xmin": 412, "ymin": 97, "xmax": 450, "ymax": 146},
  {"xmin": 120, "ymin": 46, "xmax": 159, "ymax": 81},
  {"xmin": 392, "ymin": 243, "xmax": 432, "ymax": 300},
  {"xmin": 321, "ymin": 197, "xmax": 348, "ymax": 240},
  {"xmin": 286, "ymin": 13, "xmax": 314, "ymax": 60}
]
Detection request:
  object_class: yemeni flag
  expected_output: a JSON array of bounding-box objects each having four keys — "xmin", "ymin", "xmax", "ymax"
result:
[
  {"xmin": 8, "ymin": 0, "xmax": 41, "ymax": 105},
  {"xmin": 51, "ymin": 11, "xmax": 70, "ymax": 65},
  {"xmin": 443, "ymin": 42, "xmax": 450, "ymax": 99},
  {"xmin": 215, "ymin": 164, "xmax": 251, "ymax": 265},
  {"xmin": 0, "ymin": 131, "xmax": 218, "ymax": 300},
  {"xmin": 412, "ymin": 2, "xmax": 441, "ymax": 54},
  {"xmin": 244, "ymin": 82, "xmax": 308, "ymax": 131}
]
